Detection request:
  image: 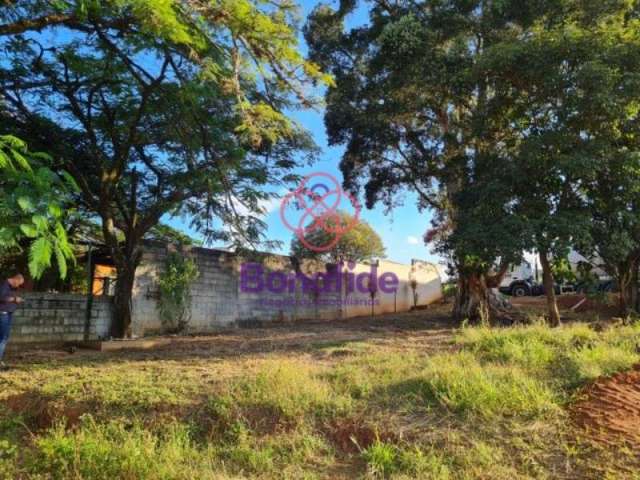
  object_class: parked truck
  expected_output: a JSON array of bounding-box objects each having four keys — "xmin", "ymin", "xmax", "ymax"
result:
[
  {"xmin": 498, "ymin": 260, "xmax": 537, "ymax": 297},
  {"xmin": 498, "ymin": 251, "xmax": 612, "ymax": 297}
]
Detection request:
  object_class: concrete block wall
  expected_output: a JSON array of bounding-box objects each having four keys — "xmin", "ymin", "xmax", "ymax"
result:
[
  {"xmin": 10, "ymin": 292, "xmax": 112, "ymax": 343},
  {"xmin": 2, "ymin": 248, "xmax": 443, "ymax": 344},
  {"xmin": 189, "ymin": 249, "xmax": 238, "ymax": 328},
  {"xmin": 132, "ymin": 247, "xmax": 346, "ymax": 334},
  {"xmin": 130, "ymin": 246, "xmax": 443, "ymax": 336},
  {"xmin": 235, "ymin": 256, "xmax": 343, "ymax": 325},
  {"xmin": 131, "ymin": 246, "xmax": 240, "ymax": 335},
  {"xmin": 337, "ymin": 260, "xmax": 443, "ymax": 318}
]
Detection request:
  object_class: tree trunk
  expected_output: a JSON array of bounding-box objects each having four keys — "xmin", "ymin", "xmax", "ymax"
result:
[
  {"xmin": 112, "ymin": 259, "xmax": 138, "ymax": 338},
  {"xmin": 619, "ymin": 257, "xmax": 640, "ymax": 317},
  {"xmin": 453, "ymin": 263, "xmax": 514, "ymax": 325},
  {"xmin": 617, "ymin": 269, "xmax": 631, "ymax": 318},
  {"xmin": 630, "ymin": 260, "xmax": 639, "ymax": 314},
  {"xmin": 539, "ymin": 250, "xmax": 561, "ymax": 327},
  {"xmin": 454, "ymin": 272, "xmax": 491, "ymax": 325}
]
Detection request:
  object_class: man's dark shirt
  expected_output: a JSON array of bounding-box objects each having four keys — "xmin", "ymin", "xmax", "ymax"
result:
[{"xmin": 0, "ymin": 280, "xmax": 18, "ymax": 313}]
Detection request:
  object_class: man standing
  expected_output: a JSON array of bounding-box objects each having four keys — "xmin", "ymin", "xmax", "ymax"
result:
[{"xmin": 0, "ymin": 274, "xmax": 24, "ymax": 370}]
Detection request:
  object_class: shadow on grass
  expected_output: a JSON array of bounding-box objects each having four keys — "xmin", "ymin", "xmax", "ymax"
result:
[{"xmin": 7, "ymin": 310, "xmax": 457, "ymax": 371}]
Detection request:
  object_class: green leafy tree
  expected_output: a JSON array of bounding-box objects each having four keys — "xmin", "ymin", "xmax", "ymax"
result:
[
  {"xmin": 290, "ymin": 212, "xmax": 385, "ymax": 263},
  {"xmin": 581, "ymin": 151, "xmax": 640, "ymax": 316},
  {"xmin": 146, "ymin": 224, "xmax": 202, "ymax": 247},
  {"xmin": 306, "ymin": 0, "xmax": 539, "ymax": 323},
  {"xmin": 491, "ymin": 5, "xmax": 640, "ymax": 323},
  {"xmin": 508, "ymin": 129, "xmax": 594, "ymax": 326},
  {"xmin": 0, "ymin": 135, "xmax": 76, "ymax": 279},
  {"xmin": 436, "ymin": 158, "xmax": 527, "ymax": 323},
  {"xmin": 1, "ymin": 0, "xmax": 329, "ymax": 336},
  {"xmin": 307, "ymin": 0, "xmax": 640, "ymax": 324}
]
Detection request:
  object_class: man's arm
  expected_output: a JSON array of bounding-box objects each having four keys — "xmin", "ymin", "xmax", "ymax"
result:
[{"xmin": 0, "ymin": 283, "xmax": 16, "ymax": 303}]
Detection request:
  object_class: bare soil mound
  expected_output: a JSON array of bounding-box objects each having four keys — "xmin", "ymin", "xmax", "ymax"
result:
[
  {"xmin": 556, "ymin": 293, "xmax": 619, "ymax": 317},
  {"xmin": 572, "ymin": 365, "xmax": 640, "ymax": 446}
]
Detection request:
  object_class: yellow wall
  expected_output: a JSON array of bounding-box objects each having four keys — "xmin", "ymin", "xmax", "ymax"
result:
[
  {"xmin": 93, "ymin": 264, "xmax": 117, "ymax": 295},
  {"xmin": 343, "ymin": 260, "xmax": 442, "ymax": 318}
]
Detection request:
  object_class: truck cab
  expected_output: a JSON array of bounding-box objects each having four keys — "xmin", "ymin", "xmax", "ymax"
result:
[{"xmin": 499, "ymin": 261, "xmax": 535, "ymax": 297}]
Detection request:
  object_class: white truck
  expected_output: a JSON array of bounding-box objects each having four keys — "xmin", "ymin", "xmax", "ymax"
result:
[
  {"xmin": 498, "ymin": 251, "xmax": 612, "ymax": 297},
  {"xmin": 499, "ymin": 260, "xmax": 536, "ymax": 297}
]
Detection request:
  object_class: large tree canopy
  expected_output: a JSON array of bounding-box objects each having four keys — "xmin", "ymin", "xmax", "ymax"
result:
[
  {"xmin": 1, "ymin": 0, "xmax": 330, "ymax": 336},
  {"xmin": 306, "ymin": 0, "xmax": 640, "ymax": 324},
  {"xmin": 481, "ymin": 2, "xmax": 640, "ymax": 321},
  {"xmin": 582, "ymin": 151, "xmax": 640, "ymax": 315},
  {"xmin": 306, "ymin": 0, "xmax": 551, "ymax": 323}
]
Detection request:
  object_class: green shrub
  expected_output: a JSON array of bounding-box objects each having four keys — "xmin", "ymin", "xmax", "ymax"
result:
[
  {"xmin": 362, "ymin": 439, "xmax": 398, "ymax": 477},
  {"xmin": 157, "ymin": 252, "xmax": 199, "ymax": 333}
]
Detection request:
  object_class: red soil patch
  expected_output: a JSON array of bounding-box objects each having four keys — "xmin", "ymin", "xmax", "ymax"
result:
[
  {"xmin": 556, "ymin": 294, "xmax": 619, "ymax": 317},
  {"xmin": 512, "ymin": 294, "xmax": 620, "ymax": 318},
  {"xmin": 572, "ymin": 365, "xmax": 640, "ymax": 447},
  {"xmin": 3, "ymin": 391, "xmax": 89, "ymax": 430}
]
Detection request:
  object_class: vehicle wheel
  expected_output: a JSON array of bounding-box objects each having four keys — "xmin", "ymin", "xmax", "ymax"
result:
[{"xmin": 511, "ymin": 284, "xmax": 530, "ymax": 297}]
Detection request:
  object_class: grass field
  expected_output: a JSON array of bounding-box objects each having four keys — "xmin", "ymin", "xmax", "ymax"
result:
[{"xmin": 0, "ymin": 305, "xmax": 639, "ymax": 479}]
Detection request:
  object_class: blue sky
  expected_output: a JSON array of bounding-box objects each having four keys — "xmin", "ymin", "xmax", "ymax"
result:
[{"xmin": 170, "ymin": 0, "xmax": 441, "ymax": 267}]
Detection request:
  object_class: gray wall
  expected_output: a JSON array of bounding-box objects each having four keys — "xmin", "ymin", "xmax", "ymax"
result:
[
  {"xmin": 10, "ymin": 293, "xmax": 112, "ymax": 343},
  {"xmin": 235, "ymin": 255, "xmax": 343, "ymax": 326},
  {"xmin": 130, "ymin": 246, "xmax": 442, "ymax": 336},
  {"xmin": 132, "ymin": 247, "xmax": 239, "ymax": 335},
  {"xmin": 131, "ymin": 247, "xmax": 345, "ymax": 335},
  {"xmin": 6, "ymin": 247, "xmax": 443, "ymax": 343}
]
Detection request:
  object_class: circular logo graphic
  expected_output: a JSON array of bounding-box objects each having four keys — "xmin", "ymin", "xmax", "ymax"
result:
[{"xmin": 280, "ymin": 172, "xmax": 361, "ymax": 252}]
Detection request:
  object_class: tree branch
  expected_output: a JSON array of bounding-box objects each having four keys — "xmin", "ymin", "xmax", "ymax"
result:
[{"xmin": 0, "ymin": 13, "xmax": 79, "ymax": 36}]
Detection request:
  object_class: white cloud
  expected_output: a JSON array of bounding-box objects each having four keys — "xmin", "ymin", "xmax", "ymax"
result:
[
  {"xmin": 259, "ymin": 196, "xmax": 281, "ymax": 215},
  {"xmin": 407, "ymin": 236, "xmax": 420, "ymax": 245},
  {"xmin": 231, "ymin": 190, "xmax": 284, "ymax": 217}
]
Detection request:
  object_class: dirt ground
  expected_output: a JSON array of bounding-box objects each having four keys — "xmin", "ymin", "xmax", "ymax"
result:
[
  {"xmin": 511, "ymin": 293, "xmax": 621, "ymax": 318},
  {"xmin": 572, "ymin": 364, "xmax": 640, "ymax": 447},
  {"xmin": 12, "ymin": 295, "xmax": 620, "ymax": 365}
]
